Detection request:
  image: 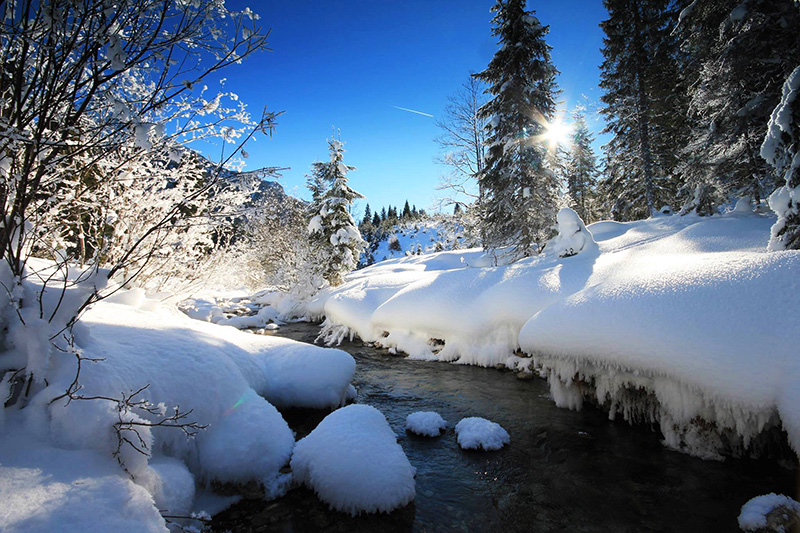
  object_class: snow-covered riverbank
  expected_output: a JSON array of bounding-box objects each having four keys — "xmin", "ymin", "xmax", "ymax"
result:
[
  {"xmin": 304, "ymin": 211, "xmax": 800, "ymax": 459},
  {"xmin": 0, "ymin": 279, "xmax": 359, "ymax": 531}
]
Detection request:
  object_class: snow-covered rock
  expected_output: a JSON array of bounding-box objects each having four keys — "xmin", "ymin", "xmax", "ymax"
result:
[
  {"xmin": 405, "ymin": 411, "xmax": 447, "ymax": 437},
  {"xmin": 454, "ymin": 417, "xmax": 510, "ymax": 451},
  {"xmin": 290, "ymin": 404, "xmax": 416, "ymax": 515},
  {"xmin": 738, "ymin": 493, "xmax": 800, "ymax": 532}
]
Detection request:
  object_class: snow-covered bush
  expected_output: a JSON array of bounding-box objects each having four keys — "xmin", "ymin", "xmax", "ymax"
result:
[
  {"xmin": 0, "ymin": 0, "xmax": 275, "ymax": 401},
  {"xmin": 545, "ymin": 208, "xmax": 598, "ymax": 258},
  {"xmin": 0, "ymin": 3, "xmax": 286, "ymax": 524}
]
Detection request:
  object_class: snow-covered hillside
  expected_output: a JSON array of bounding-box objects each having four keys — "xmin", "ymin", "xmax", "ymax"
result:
[
  {"xmin": 311, "ymin": 211, "xmax": 800, "ymax": 460},
  {"xmin": 363, "ymin": 214, "xmax": 480, "ymax": 265}
]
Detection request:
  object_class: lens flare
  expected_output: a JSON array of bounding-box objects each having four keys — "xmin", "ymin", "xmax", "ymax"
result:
[{"xmin": 543, "ymin": 118, "xmax": 572, "ymax": 149}]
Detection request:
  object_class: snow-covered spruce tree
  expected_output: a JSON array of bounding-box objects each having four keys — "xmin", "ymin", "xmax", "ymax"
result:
[
  {"xmin": 678, "ymin": 0, "xmax": 800, "ymax": 214},
  {"xmin": 763, "ymin": 66, "xmax": 800, "ymax": 250},
  {"xmin": 474, "ymin": 0, "xmax": 560, "ymax": 258},
  {"xmin": 307, "ymin": 137, "xmax": 366, "ymax": 287},
  {"xmin": 565, "ymin": 111, "xmax": 599, "ymax": 222},
  {"xmin": 598, "ymin": 0, "xmax": 689, "ymax": 220}
]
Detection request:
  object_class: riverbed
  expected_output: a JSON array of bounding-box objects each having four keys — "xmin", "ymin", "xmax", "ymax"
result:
[{"xmin": 212, "ymin": 322, "xmax": 798, "ymax": 532}]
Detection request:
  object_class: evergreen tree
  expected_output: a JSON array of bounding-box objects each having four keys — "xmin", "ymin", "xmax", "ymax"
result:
[
  {"xmin": 362, "ymin": 203, "xmax": 372, "ymax": 226},
  {"xmin": 372, "ymin": 212, "xmax": 381, "ymax": 226},
  {"xmin": 475, "ymin": 0, "xmax": 561, "ymax": 258},
  {"xmin": 307, "ymin": 136, "xmax": 366, "ymax": 286},
  {"xmin": 454, "ymin": 203, "xmax": 463, "ymax": 216},
  {"xmin": 598, "ymin": 0, "xmax": 689, "ymax": 220},
  {"xmin": 678, "ymin": 0, "xmax": 800, "ymax": 213},
  {"xmin": 380, "ymin": 207, "xmax": 387, "ymax": 221},
  {"xmin": 402, "ymin": 200, "xmax": 412, "ymax": 219},
  {"xmin": 411, "ymin": 205, "xmax": 419, "ymax": 218},
  {"xmin": 565, "ymin": 111, "xmax": 599, "ymax": 221},
  {"xmin": 763, "ymin": 66, "xmax": 800, "ymax": 250}
]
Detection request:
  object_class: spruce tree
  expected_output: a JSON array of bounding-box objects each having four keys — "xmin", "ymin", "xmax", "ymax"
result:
[
  {"xmin": 474, "ymin": 0, "xmax": 561, "ymax": 258},
  {"xmin": 307, "ymin": 136, "xmax": 366, "ymax": 286},
  {"xmin": 402, "ymin": 200, "xmax": 412, "ymax": 219},
  {"xmin": 598, "ymin": 0, "xmax": 688, "ymax": 220},
  {"xmin": 565, "ymin": 111, "xmax": 599, "ymax": 222},
  {"xmin": 372, "ymin": 212, "xmax": 381, "ymax": 226},
  {"xmin": 763, "ymin": 66, "xmax": 800, "ymax": 250},
  {"xmin": 362, "ymin": 203, "xmax": 372, "ymax": 226},
  {"xmin": 679, "ymin": 0, "xmax": 800, "ymax": 213}
]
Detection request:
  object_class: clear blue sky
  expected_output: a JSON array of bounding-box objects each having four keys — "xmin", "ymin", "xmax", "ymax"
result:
[{"xmin": 213, "ymin": 0, "xmax": 609, "ymax": 219}]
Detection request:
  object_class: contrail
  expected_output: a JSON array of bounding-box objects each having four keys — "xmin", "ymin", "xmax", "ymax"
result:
[{"xmin": 393, "ymin": 105, "xmax": 433, "ymax": 118}]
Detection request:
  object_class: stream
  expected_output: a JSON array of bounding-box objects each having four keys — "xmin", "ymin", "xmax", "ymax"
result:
[{"xmin": 213, "ymin": 321, "xmax": 798, "ymax": 532}]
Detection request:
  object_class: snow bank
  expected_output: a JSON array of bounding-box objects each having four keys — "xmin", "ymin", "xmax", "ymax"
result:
[
  {"xmin": 738, "ymin": 493, "xmax": 800, "ymax": 532},
  {"xmin": 312, "ymin": 212, "xmax": 800, "ymax": 458},
  {"xmin": 2, "ymin": 273, "xmax": 357, "ymax": 529},
  {"xmin": 0, "ymin": 421, "xmax": 168, "ymax": 532},
  {"xmin": 454, "ymin": 417, "xmax": 510, "ymax": 451},
  {"xmin": 291, "ymin": 404, "xmax": 416, "ymax": 515},
  {"xmin": 405, "ymin": 411, "xmax": 447, "ymax": 437}
]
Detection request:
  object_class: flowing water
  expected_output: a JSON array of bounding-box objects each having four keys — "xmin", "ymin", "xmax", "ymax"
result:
[{"xmin": 213, "ymin": 322, "xmax": 798, "ymax": 532}]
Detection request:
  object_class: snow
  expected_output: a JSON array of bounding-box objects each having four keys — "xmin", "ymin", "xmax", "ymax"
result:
[
  {"xmin": 366, "ymin": 216, "xmax": 479, "ymax": 264},
  {"xmin": 0, "ymin": 421, "xmax": 168, "ymax": 532},
  {"xmin": 312, "ymin": 212, "xmax": 800, "ymax": 458},
  {"xmin": 405, "ymin": 411, "xmax": 447, "ymax": 437},
  {"xmin": 762, "ymin": 65, "xmax": 800, "ymax": 251},
  {"xmin": 738, "ymin": 493, "xmax": 800, "ymax": 532},
  {"xmin": 0, "ymin": 268, "xmax": 357, "ymax": 530},
  {"xmin": 454, "ymin": 417, "xmax": 510, "ymax": 451},
  {"xmin": 545, "ymin": 208, "xmax": 598, "ymax": 258},
  {"xmin": 291, "ymin": 404, "xmax": 416, "ymax": 515}
]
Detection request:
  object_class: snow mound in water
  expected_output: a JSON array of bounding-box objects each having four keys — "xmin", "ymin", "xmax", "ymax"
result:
[
  {"xmin": 738, "ymin": 493, "xmax": 800, "ymax": 532},
  {"xmin": 291, "ymin": 404, "xmax": 416, "ymax": 515},
  {"xmin": 405, "ymin": 411, "xmax": 447, "ymax": 437},
  {"xmin": 455, "ymin": 417, "xmax": 510, "ymax": 451},
  {"xmin": 196, "ymin": 388, "xmax": 294, "ymax": 497}
]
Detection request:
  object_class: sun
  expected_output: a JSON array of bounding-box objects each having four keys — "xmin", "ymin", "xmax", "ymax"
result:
[{"xmin": 543, "ymin": 118, "xmax": 572, "ymax": 149}]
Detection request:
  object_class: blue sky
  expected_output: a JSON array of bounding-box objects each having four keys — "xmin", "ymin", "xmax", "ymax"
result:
[{"xmin": 212, "ymin": 0, "xmax": 609, "ymax": 219}]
